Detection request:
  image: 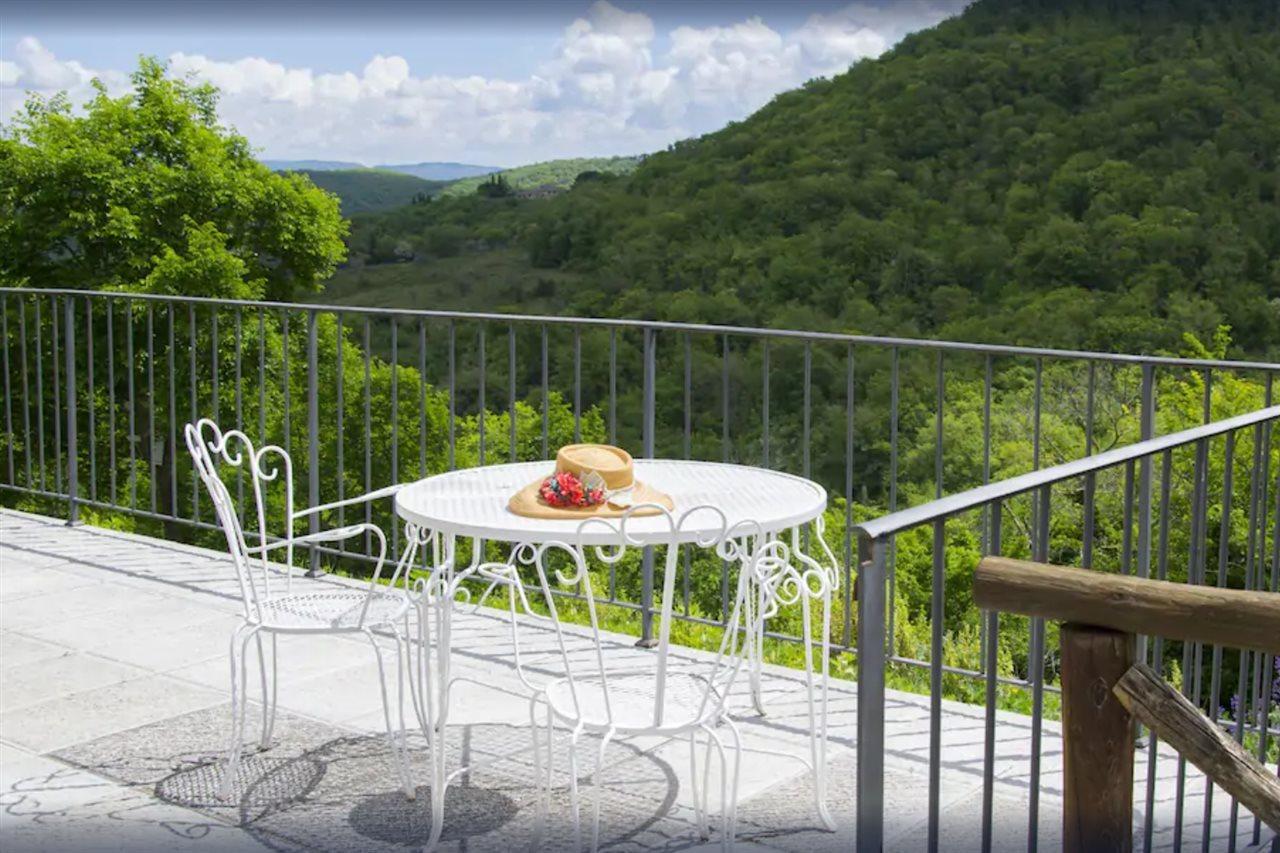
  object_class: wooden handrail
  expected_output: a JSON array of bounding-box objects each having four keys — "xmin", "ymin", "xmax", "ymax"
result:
[{"xmin": 974, "ymin": 556, "xmax": 1280, "ymax": 654}]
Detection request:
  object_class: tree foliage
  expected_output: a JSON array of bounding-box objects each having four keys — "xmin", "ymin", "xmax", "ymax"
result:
[{"xmin": 0, "ymin": 58, "xmax": 347, "ymax": 300}]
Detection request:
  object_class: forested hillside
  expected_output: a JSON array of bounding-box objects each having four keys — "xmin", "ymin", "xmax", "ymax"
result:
[
  {"xmin": 334, "ymin": 0, "xmax": 1280, "ymax": 361},
  {"xmin": 439, "ymin": 155, "xmax": 644, "ymax": 197},
  {"xmin": 292, "ymin": 168, "xmax": 444, "ymax": 214}
]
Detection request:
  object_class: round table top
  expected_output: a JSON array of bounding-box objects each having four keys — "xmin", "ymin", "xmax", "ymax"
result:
[{"xmin": 394, "ymin": 460, "xmax": 828, "ymax": 546}]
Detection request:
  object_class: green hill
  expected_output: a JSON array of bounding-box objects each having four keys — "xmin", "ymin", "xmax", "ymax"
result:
[
  {"xmin": 439, "ymin": 155, "xmax": 644, "ymax": 198},
  {"xmin": 331, "ymin": 0, "xmax": 1280, "ymax": 360},
  {"xmin": 295, "ymin": 168, "xmax": 445, "ymax": 214}
]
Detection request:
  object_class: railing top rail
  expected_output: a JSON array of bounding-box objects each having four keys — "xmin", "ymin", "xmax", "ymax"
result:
[
  {"xmin": 856, "ymin": 405, "xmax": 1280, "ymax": 540},
  {"xmin": 4, "ymin": 286, "xmax": 1279, "ymax": 372}
]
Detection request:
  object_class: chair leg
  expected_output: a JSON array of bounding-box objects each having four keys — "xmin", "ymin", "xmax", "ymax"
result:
[
  {"xmin": 364, "ymin": 628, "xmax": 415, "ymax": 800},
  {"xmin": 722, "ymin": 716, "xmax": 743, "ymax": 846},
  {"xmin": 220, "ymin": 625, "xmax": 255, "ymax": 801},
  {"xmin": 567, "ymin": 723, "xmax": 585, "ymax": 853},
  {"xmin": 255, "ymin": 632, "xmax": 278, "ymax": 750},
  {"xmin": 589, "ymin": 728, "xmax": 615, "ymax": 853},
  {"xmin": 700, "ymin": 723, "xmax": 730, "ymax": 852},
  {"xmin": 688, "ymin": 729, "xmax": 708, "ymax": 839},
  {"xmin": 528, "ymin": 694, "xmax": 546, "ymax": 834}
]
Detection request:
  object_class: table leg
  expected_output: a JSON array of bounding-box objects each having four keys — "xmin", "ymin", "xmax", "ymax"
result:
[{"xmin": 412, "ymin": 536, "xmax": 456, "ymax": 852}]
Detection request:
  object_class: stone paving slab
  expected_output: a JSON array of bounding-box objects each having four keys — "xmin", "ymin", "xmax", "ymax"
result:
[{"xmin": 1, "ymin": 509, "xmax": 1275, "ymax": 852}]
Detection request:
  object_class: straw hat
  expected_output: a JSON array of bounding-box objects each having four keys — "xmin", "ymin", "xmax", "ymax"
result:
[{"xmin": 508, "ymin": 444, "xmax": 672, "ymax": 520}]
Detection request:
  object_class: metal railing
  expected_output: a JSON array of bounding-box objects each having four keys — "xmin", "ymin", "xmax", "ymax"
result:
[
  {"xmin": 854, "ymin": 405, "xmax": 1280, "ymax": 853},
  {"xmin": 2, "ymin": 286, "xmax": 1279, "ymax": 849}
]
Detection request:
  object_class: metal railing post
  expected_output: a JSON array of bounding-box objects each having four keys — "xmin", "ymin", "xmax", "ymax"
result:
[
  {"xmin": 1136, "ymin": 364, "xmax": 1155, "ymax": 663},
  {"xmin": 637, "ymin": 327, "xmax": 658, "ymax": 648},
  {"xmin": 306, "ymin": 310, "xmax": 321, "ymax": 576},
  {"xmin": 856, "ymin": 534, "xmax": 887, "ymax": 853},
  {"xmin": 63, "ymin": 295, "xmax": 81, "ymax": 526}
]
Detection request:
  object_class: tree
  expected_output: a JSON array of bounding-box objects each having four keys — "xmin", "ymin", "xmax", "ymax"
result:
[{"xmin": 0, "ymin": 58, "xmax": 347, "ymax": 300}]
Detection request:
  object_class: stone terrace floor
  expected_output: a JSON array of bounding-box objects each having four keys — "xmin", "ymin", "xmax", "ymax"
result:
[{"xmin": 0, "ymin": 509, "xmax": 1273, "ymax": 852}]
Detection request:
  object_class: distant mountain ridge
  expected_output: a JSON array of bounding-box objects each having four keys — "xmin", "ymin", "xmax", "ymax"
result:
[
  {"xmin": 263, "ymin": 159, "xmax": 365, "ymax": 171},
  {"xmin": 375, "ymin": 162, "xmax": 502, "ymax": 181},
  {"xmin": 263, "ymin": 160, "xmax": 502, "ymax": 181}
]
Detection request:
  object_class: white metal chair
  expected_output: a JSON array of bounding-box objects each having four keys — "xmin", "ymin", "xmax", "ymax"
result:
[
  {"xmin": 510, "ymin": 506, "xmax": 766, "ymax": 853},
  {"xmin": 184, "ymin": 418, "xmax": 415, "ymax": 801}
]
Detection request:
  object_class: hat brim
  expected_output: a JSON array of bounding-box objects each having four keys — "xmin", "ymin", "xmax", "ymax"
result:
[{"xmin": 507, "ymin": 479, "xmax": 673, "ymax": 520}]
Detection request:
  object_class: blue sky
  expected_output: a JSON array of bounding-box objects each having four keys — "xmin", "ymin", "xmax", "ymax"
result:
[{"xmin": 1, "ymin": 1, "xmax": 968, "ymax": 166}]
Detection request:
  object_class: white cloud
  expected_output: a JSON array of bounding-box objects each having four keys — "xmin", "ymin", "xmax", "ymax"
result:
[{"xmin": 0, "ymin": 1, "xmax": 969, "ymax": 164}]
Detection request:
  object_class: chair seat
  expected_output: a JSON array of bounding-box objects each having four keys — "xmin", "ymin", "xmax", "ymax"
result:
[
  {"xmin": 545, "ymin": 671, "xmax": 722, "ymax": 732},
  {"xmin": 254, "ymin": 589, "xmax": 410, "ymax": 630}
]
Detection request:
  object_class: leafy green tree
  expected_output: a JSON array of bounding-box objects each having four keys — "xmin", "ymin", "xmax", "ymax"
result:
[{"xmin": 0, "ymin": 58, "xmax": 347, "ymax": 300}]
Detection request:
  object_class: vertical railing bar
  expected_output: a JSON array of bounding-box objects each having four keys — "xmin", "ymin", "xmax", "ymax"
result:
[
  {"xmin": 145, "ymin": 305, "xmax": 154, "ymax": 513},
  {"xmin": 720, "ymin": 333, "xmax": 730, "ymax": 621},
  {"xmin": 1174, "ymin": 434, "xmax": 1210, "ymax": 851},
  {"xmin": 107, "ymin": 300, "xmax": 117, "ymax": 504},
  {"xmin": 34, "ymin": 297, "xmax": 46, "ymax": 492},
  {"xmin": 234, "ymin": 308, "xmax": 244, "ymax": 524},
  {"xmin": 887, "ymin": 348, "xmax": 900, "ymax": 645},
  {"xmin": 802, "ymin": 342, "xmax": 812, "ymax": 480},
  {"xmin": 188, "ymin": 304, "xmax": 198, "ymax": 520},
  {"xmin": 1201, "ymin": 430, "xmax": 1235, "ymax": 851},
  {"xmin": 419, "ymin": 318, "xmax": 428, "ymax": 479},
  {"xmin": 125, "ymin": 300, "xmax": 135, "ymax": 508},
  {"xmin": 363, "ymin": 319, "xmax": 372, "ymax": 554},
  {"xmin": 927, "ymin": 516, "xmax": 944, "ymax": 853},
  {"xmin": 390, "ymin": 316, "xmax": 399, "ymax": 559},
  {"xmin": 1136, "ymin": 364, "xmax": 1155, "ymax": 666},
  {"xmin": 210, "ymin": 308, "xmax": 218, "ymax": 426},
  {"xmin": 843, "ymin": 345, "xmax": 855, "ymax": 649},
  {"xmin": 573, "ymin": 327, "xmax": 581, "ymax": 443},
  {"xmin": 608, "ymin": 328, "xmax": 617, "ymax": 446},
  {"xmin": 281, "ymin": 311, "xmax": 291, "ymax": 463},
  {"xmin": 1121, "ymin": 460, "xmax": 1135, "ymax": 575},
  {"xmin": 980, "ymin": 500, "xmax": 1002, "ymax": 853},
  {"xmin": 1082, "ymin": 363, "xmax": 1097, "ymax": 568},
  {"xmin": 306, "ymin": 310, "xmax": 320, "ymax": 576},
  {"xmin": 1229, "ymin": 424, "xmax": 1263, "ymax": 852},
  {"xmin": 935, "ymin": 351, "xmax": 945, "ymax": 500},
  {"xmin": 51, "ymin": 296, "xmax": 61, "ymax": 495},
  {"xmin": 85, "ymin": 297, "xmax": 95, "ymax": 502},
  {"xmin": 855, "ymin": 536, "xmax": 887, "ymax": 853},
  {"xmin": 19, "ymin": 299, "xmax": 32, "ymax": 490},
  {"xmin": 978, "ymin": 354, "xmax": 992, "ymax": 668},
  {"xmin": 63, "ymin": 296, "xmax": 78, "ymax": 523},
  {"xmin": 1027, "ymin": 483, "xmax": 1050, "ymax": 853},
  {"xmin": 638, "ymin": 328, "xmax": 657, "ymax": 646},
  {"xmin": 1143, "ymin": 448, "xmax": 1174, "ymax": 853},
  {"xmin": 682, "ymin": 332, "xmax": 692, "ymax": 615},
  {"xmin": 168, "ymin": 305, "xmax": 178, "ymax": 519},
  {"xmin": 1251, "ymin": 383, "xmax": 1275, "ymax": 845},
  {"xmin": 761, "ymin": 339, "xmax": 770, "ymax": 468},
  {"xmin": 448, "ymin": 320, "xmax": 456, "ymax": 470},
  {"xmin": 334, "ymin": 312, "xmax": 343, "ymax": 533},
  {"xmin": 257, "ymin": 311, "xmax": 266, "ymax": 447},
  {"xmin": 477, "ymin": 324, "xmax": 486, "ymax": 464},
  {"xmin": 509, "ymin": 325, "xmax": 517, "ymax": 463},
  {"xmin": 540, "ymin": 325, "xmax": 549, "ymax": 460},
  {"xmin": 1, "ymin": 297, "xmax": 12, "ymax": 487}
]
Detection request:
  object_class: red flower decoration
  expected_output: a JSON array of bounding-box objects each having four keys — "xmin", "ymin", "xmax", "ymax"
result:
[{"xmin": 539, "ymin": 471, "xmax": 606, "ymax": 508}]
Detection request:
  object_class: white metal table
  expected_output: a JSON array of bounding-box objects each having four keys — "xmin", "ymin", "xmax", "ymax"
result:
[{"xmin": 394, "ymin": 459, "xmax": 838, "ymax": 847}]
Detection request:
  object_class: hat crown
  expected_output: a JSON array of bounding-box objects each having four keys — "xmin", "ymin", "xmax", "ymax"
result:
[{"xmin": 556, "ymin": 444, "xmax": 633, "ymax": 491}]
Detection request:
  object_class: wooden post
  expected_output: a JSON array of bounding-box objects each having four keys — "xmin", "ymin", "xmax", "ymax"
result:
[{"xmin": 1060, "ymin": 624, "xmax": 1136, "ymax": 853}]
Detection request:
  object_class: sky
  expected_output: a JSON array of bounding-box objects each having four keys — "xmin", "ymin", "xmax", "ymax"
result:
[{"xmin": 0, "ymin": 0, "xmax": 970, "ymax": 167}]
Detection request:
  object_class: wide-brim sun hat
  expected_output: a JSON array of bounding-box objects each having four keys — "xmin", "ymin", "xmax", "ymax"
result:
[{"xmin": 507, "ymin": 443, "xmax": 673, "ymax": 520}]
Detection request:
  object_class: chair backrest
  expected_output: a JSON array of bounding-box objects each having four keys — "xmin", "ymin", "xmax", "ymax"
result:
[
  {"xmin": 522, "ymin": 504, "xmax": 764, "ymax": 729},
  {"xmin": 184, "ymin": 418, "xmax": 295, "ymax": 620}
]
